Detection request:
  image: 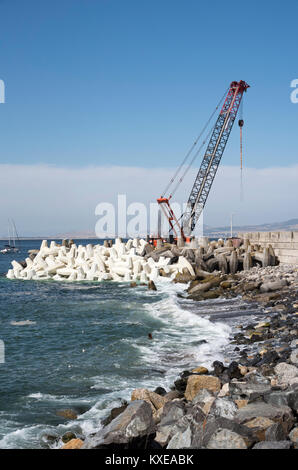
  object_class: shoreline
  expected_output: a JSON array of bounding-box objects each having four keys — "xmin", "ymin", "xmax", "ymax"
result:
[
  {"xmin": 58, "ymin": 264, "xmax": 298, "ymax": 449},
  {"xmin": 3, "ymin": 237, "xmax": 298, "ymax": 449}
]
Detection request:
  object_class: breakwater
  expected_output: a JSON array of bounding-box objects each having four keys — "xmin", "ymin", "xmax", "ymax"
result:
[{"xmin": 238, "ymin": 231, "xmax": 298, "ymax": 265}]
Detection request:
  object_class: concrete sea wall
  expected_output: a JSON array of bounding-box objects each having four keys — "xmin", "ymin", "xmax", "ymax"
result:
[{"xmin": 237, "ymin": 231, "xmax": 298, "ymax": 265}]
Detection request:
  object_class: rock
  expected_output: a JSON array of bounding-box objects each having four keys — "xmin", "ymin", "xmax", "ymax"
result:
[
  {"xmin": 102, "ymin": 404, "xmax": 128, "ymax": 426},
  {"xmin": 265, "ymin": 422, "xmax": 287, "ymax": 441},
  {"xmin": 239, "ymin": 366, "xmax": 248, "ymax": 376},
  {"xmin": 290, "ymin": 349, "xmax": 298, "ymax": 365},
  {"xmin": 212, "ymin": 361, "xmax": 226, "ymax": 376},
  {"xmin": 192, "ymin": 388, "xmax": 214, "ymax": 406},
  {"xmin": 56, "ymin": 409, "xmax": 78, "ymax": 420},
  {"xmin": 202, "ymin": 417, "xmax": 255, "ymax": 448},
  {"xmin": 274, "ymin": 362, "xmax": 298, "ymax": 387},
  {"xmin": 174, "ymin": 377, "xmax": 188, "ymax": 393},
  {"xmin": 61, "ymin": 431, "xmax": 77, "ymax": 443},
  {"xmin": 61, "ymin": 438, "xmax": 84, "ymax": 449},
  {"xmin": 241, "ymin": 281, "xmax": 261, "ymax": 292},
  {"xmin": 209, "ymin": 398, "xmax": 238, "ymax": 420},
  {"xmin": 40, "ymin": 433, "xmax": 59, "ymax": 447},
  {"xmin": 163, "ymin": 390, "xmax": 182, "ymax": 401},
  {"xmin": 226, "ymin": 361, "xmax": 243, "ymax": 380},
  {"xmin": 155, "ymin": 401, "xmax": 186, "ymax": 447},
  {"xmin": 235, "ymin": 399, "xmax": 248, "ymax": 409},
  {"xmin": 83, "ymin": 400, "xmax": 155, "ymax": 449},
  {"xmin": 252, "ymin": 441, "xmax": 292, "ymax": 449},
  {"xmin": 235, "ymin": 402, "xmax": 294, "ymax": 433},
  {"xmin": 185, "ymin": 375, "xmax": 221, "ymax": 401},
  {"xmin": 220, "ymin": 281, "xmax": 232, "ymax": 289},
  {"xmin": 218, "ymin": 383, "xmax": 229, "ymax": 397},
  {"xmin": 206, "ymin": 428, "xmax": 248, "ymax": 449},
  {"xmin": 289, "ymin": 427, "xmax": 298, "ymax": 447},
  {"xmin": 166, "ymin": 426, "xmax": 192, "ymax": 449},
  {"xmin": 244, "ymin": 417, "xmax": 275, "ymax": 441},
  {"xmin": 173, "ymin": 271, "xmax": 195, "ymax": 283},
  {"xmin": 130, "ymin": 282, "xmax": 137, "ymax": 288},
  {"xmin": 253, "ymin": 292, "xmax": 281, "ymax": 303},
  {"xmin": 148, "ymin": 280, "xmax": 157, "ymax": 291},
  {"xmin": 188, "ymin": 282, "xmax": 213, "ymax": 295},
  {"xmin": 154, "ymin": 387, "xmax": 167, "ymax": 396},
  {"xmin": 131, "ymin": 389, "xmax": 166, "ymax": 412},
  {"xmin": 260, "ymin": 279, "xmax": 287, "ymax": 293},
  {"xmin": 264, "ymin": 388, "xmax": 298, "ymax": 412},
  {"xmin": 230, "ymin": 381, "xmax": 272, "ymax": 401},
  {"xmin": 191, "ymin": 366, "xmax": 208, "ymax": 375}
]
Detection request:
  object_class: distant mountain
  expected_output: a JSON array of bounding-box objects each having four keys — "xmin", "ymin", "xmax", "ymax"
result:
[
  {"xmin": 204, "ymin": 218, "xmax": 298, "ymax": 237},
  {"xmin": 55, "ymin": 230, "xmax": 97, "ymax": 239},
  {"xmin": 52, "ymin": 219, "xmax": 298, "ymax": 240}
]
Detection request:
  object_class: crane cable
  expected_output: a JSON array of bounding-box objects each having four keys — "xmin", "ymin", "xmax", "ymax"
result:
[
  {"xmin": 170, "ymin": 126, "xmax": 214, "ymax": 198},
  {"xmin": 238, "ymin": 97, "xmax": 244, "ymax": 202},
  {"xmin": 161, "ymin": 87, "xmax": 229, "ymax": 198}
]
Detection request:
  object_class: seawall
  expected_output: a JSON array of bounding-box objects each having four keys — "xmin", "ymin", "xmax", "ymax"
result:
[{"xmin": 237, "ymin": 231, "xmax": 298, "ymax": 265}]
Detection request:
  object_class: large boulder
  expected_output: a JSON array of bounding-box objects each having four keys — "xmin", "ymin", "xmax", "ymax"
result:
[
  {"xmin": 208, "ymin": 398, "xmax": 238, "ymax": 420},
  {"xmin": 244, "ymin": 417, "xmax": 275, "ymax": 441},
  {"xmin": 166, "ymin": 426, "xmax": 193, "ymax": 449},
  {"xmin": 202, "ymin": 417, "xmax": 255, "ymax": 448},
  {"xmin": 206, "ymin": 428, "xmax": 248, "ymax": 449},
  {"xmin": 155, "ymin": 401, "xmax": 186, "ymax": 447},
  {"xmin": 229, "ymin": 381, "xmax": 272, "ymax": 402},
  {"xmin": 234, "ymin": 402, "xmax": 294, "ymax": 433},
  {"xmin": 274, "ymin": 362, "xmax": 298, "ymax": 387},
  {"xmin": 131, "ymin": 389, "xmax": 166, "ymax": 412},
  {"xmin": 82, "ymin": 400, "xmax": 155, "ymax": 449},
  {"xmin": 185, "ymin": 375, "xmax": 221, "ymax": 401}
]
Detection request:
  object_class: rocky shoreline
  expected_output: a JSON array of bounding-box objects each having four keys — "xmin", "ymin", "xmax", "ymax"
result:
[{"xmin": 57, "ymin": 263, "xmax": 298, "ymax": 450}]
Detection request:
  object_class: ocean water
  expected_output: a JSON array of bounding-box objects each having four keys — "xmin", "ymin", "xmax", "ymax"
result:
[{"xmin": 0, "ymin": 239, "xmax": 264, "ymax": 449}]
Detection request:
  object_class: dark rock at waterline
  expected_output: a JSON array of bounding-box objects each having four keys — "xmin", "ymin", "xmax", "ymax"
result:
[
  {"xmin": 56, "ymin": 409, "xmax": 78, "ymax": 420},
  {"xmin": 173, "ymin": 378, "xmax": 188, "ymax": 393},
  {"xmin": 40, "ymin": 433, "xmax": 60, "ymax": 448},
  {"xmin": 226, "ymin": 361, "xmax": 243, "ymax": 380},
  {"xmin": 62, "ymin": 431, "xmax": 77, "ymax": 443},
  {"xmin": 257, "ymin": 350, "xmax": 280, "ymax": 366},
  {"xmin": 212, "ymin": 361, "xmax": 226, "ymax": 377},
  {"xmin": 154, "ymin": 387, "xmax": 167, "ymax": 397}
]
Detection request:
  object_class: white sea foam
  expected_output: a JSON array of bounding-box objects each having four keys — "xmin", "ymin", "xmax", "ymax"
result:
[
  {"xmin": 1, "ymin": 279, "xmax": 234, "ymax": 449},
  {"xmin": 10, "ymin": 320, "xmax": 36, "ymax": 326}
]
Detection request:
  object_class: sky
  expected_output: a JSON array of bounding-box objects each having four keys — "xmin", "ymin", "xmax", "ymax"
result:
[{"xmin": 0, "ymin": 0, "xmax": 297, "ymax": 236}]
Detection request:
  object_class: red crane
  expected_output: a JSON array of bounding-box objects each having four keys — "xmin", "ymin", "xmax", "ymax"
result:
[{"xmin": 156, "ymin": 80, "xmax": 249, "ymax": 242}]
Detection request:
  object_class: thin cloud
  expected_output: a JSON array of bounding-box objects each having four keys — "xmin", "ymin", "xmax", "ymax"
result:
[{"xmin": 0, "ymin": 163, "xmax": 297, "ymax": 236}]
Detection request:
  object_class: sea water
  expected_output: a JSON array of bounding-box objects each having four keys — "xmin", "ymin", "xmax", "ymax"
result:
[{"xmin": 0, "ymin": 239, "xmax": 264, "ymax": 448}]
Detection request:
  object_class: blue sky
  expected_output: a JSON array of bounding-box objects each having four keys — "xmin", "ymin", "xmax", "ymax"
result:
[{"xmin": 0, "ymin": 0, "xmax": 297, "ymax": 235}]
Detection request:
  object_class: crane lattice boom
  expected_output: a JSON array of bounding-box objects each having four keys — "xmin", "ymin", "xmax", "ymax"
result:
[{"xmin": 157, "ymin": 80, "xmax": 249, "ymax": 241}]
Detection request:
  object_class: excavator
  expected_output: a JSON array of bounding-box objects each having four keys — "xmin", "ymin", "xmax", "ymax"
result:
[{"xmin": 154, "ymin": 80, "xmax": 249, "ymax": 244}]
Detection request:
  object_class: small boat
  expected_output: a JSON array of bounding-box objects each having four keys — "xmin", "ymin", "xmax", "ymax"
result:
[{"xmin": 1, "ymin": 219, "xmax": 20, "ymax": 254}]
